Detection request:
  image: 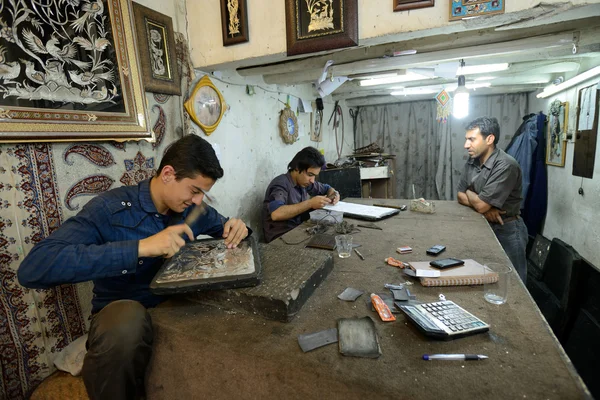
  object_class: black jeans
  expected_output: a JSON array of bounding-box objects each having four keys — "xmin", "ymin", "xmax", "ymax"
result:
[{"xmin": 82, "ymin": 300, "xmax": 153, "ymax": 400}]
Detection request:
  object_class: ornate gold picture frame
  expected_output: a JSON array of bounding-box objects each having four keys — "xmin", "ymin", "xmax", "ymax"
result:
[
  {"xmin": 184, "ymin": 75, "xmax": 226, "ymax": 136},
  {"xmin": 0, "ymin": 0, "xmax": 151, "ymax": 142}
]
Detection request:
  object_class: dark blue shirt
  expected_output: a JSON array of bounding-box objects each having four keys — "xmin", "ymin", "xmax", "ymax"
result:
[
  {"xmin": 18, "ymin": 179, "xmax": 229, "ymax": 313},
  {"xmin": 261, "ymin": 172, "xmax": 330, "ymax": 243}
]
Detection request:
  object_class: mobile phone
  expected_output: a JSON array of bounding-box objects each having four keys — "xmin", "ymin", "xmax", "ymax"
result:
[
  {"xmin": 430, "ymin": 258, "xmax": 465, "ymax": 269},
  {"xmin": 426, "ymin": 245, "xmax": 446, "ymax": 256}
]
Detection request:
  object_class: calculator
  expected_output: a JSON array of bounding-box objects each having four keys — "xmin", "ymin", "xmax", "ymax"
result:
[{"xmin": 397, "ymin": 300, "xmax": 489, "ymax": 340}]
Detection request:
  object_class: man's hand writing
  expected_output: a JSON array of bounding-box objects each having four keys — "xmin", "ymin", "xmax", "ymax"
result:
[
  {"xmin": 138, "ymin": 224, "xmax": 194, "ymax": 258},
  {"xmin": 222, "ymin": 218, "xmax": 248, "ymax": 248},
  {"xmin": 483, "ymin": 208, "xmax": 506, "ymax": 225}
]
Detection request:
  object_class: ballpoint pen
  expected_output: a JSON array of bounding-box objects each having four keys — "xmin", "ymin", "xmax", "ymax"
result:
[
  {"xmin": 423, "ymin": 354, "xmax": 488, "ymax": 361},
  {"xmin": 353, "ymin": 248, "xmax": 365, "ymax": 260}
]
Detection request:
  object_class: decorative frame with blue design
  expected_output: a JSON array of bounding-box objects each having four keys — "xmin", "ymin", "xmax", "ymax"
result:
[{"xmin": 449, "ymin": 0, "xmax": 504, "ymax": 21}]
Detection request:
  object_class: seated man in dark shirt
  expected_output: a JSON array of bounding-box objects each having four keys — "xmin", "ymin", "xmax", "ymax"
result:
[
  {"xmin": 457, "ymin": 116, "xmax": 528, "ymax": 283},
  {"xmin": 262, "ymin": 147, "xmax": 340, "ymax": 242},
  {"xmin": 18, "ymin": 135, "xmax": 249, "ymax": 400}
]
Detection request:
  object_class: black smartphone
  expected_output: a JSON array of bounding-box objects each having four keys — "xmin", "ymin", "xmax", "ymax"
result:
[
  {"xmin": 430, "ymin": 258, "xmax": 465, "ymax": 269},
  {"xmin": 426, "ymin": 245, "xmax": 446, "ymax": 255}
]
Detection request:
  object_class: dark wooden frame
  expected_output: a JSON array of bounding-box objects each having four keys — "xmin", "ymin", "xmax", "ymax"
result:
[
  {"xmin": 285, "ymin": 0, "xmax": 358, "ymax": 56},
  {"xmin": 394, "ymin": 0, "xmax": 435, "ymax": 12},
  {"xmin": 133, "ymin": 2, "xmax": 181, "ymax": 95},
  {"xmin": 220, "ymin": 0, "xmax": 249, "ymax": 46},
  {"xmin": 573, "ymin": 84, "xmax": 599, "ymax": 178}
]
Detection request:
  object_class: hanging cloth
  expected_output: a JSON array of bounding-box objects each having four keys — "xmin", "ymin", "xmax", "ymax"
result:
[{"xmin": 522, "ymin": 112, "xmax": 548, "ymax": 237}]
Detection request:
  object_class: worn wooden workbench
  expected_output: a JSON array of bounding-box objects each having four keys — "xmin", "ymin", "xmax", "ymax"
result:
[{"xmin": 147, "ymin": 200, "xmax": 590, "ymax": 400}]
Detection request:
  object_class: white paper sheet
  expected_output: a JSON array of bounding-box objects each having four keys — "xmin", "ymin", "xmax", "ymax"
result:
[{"xmin": 323, "ymin": 201, "xmax": 398, "ymax": 219}]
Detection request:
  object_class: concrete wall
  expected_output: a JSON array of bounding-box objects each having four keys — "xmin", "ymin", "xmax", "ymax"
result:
[
  {"xmin": 187, "ymin": 0, "xmax": 594, "ymax": 68},
  {"xmin": 529, "ymin": 78, "xmax": 600, "ymax": 268},
  {"xmin": 192, "ymin": 70, "xmax": 353, "ymax": 236}
]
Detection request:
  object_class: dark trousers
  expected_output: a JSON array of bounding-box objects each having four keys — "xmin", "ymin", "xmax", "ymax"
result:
[
  {"xmin": 82, "ymin": 300, "xmax": 153, "ymax": 400},
  {"xmin": 490, "ymin": 217, "xmax": 528, "ymax": 284}
]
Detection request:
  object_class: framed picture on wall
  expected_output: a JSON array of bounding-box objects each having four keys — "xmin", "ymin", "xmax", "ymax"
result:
[
  {"xmin": 394, "ymin": 0, "xmax": 435, "ymax": 12},
  {"xmin": 449, "ymin": 0, "xmax": 504, "ymax": 21},
  {"xmin": 546, "ymin": 100, "xmax": 568, "ymax": 167},
  {"xmin": 285, "ymin": 0, "xmax": 358, "ymax": 56},
  {"xmin": 133, "ymin": 2, "xmax": 181, "ymax": 95},
  {"xmin": 220, "ymin": 0, "xmax": 249, "ymax": 46},
  {"xmin": 0, "ymin": 0, "xmax": 151, "ymax": 142}
]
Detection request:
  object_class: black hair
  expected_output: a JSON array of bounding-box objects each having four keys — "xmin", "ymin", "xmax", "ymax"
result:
[
  {"xmin": 465, "ymin": 117, "xmax": 500, "ymax": 145},
  {"xmin": 287, "ymin": 147, "xmax": 325, "ymax": 172},
  {"xmin": 157, "ymin": 135, "xmax": 224, "ymax": 181}
]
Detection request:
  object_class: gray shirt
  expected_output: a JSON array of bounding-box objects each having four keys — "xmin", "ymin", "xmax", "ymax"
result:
[
  {"xmin": 262, "ymin": 173, "xmax": 330, "ymax": 243},
  {"xmin": 457, "ymin": 148, "xmax": 523, "ymax": 217}
]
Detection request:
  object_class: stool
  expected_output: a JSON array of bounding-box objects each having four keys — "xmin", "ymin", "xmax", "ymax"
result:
[{"xmin": 30, "ymin": 371, "xmax": 88, "ymax": 400}]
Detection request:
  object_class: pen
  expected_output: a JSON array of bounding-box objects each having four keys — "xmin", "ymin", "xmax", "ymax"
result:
[
  {"xmin": 423, "ymin": 354, "xmax": 488, "ymax": 361},
  {"xmin": 353, "ymin": 248, "xmax": 365, "ymax": 260}
]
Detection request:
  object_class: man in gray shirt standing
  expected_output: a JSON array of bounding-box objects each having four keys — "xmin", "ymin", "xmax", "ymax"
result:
[
  {"xmin": 262, "ymin": 147, "xmax": 340, "ymax": 243},
  {"xmin": 457, "ymin": 117, "xmax": 528, "ymax": 283}
]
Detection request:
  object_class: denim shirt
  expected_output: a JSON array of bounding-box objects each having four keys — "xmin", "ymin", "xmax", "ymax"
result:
[
  {"xmin": 506, "ymin": 115, "xmax": 538, "ymax": 203},
  {"xmin": 18, "ymin": 179, "xmax": 229, "ymax": 313}
]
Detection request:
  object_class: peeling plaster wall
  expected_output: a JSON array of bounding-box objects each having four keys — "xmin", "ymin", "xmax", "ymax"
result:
[
  {"xmin": 187, "ymin": 0, "xmax": 596, "ymax": 68},
  {"xmin": 529, "ymin": 78, "xmax": 600, "ymax": 269},
  {"xmin": 191, "ymin": 71, "xmax": 354, "ymax": 238}
]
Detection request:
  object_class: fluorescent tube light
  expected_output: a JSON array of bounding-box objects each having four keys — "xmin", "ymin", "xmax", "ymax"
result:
[
  {"xmin": 359, "ymin": 71, "xmax": 432, "ymax": 87},
  {"xmin": 391, "ymin": 88, "xmax": 439, "ymax": 96},
  {"xmin": 350, "ymin": 70, "xmax": 404, "ymax": 80},
  {"xmin": 474, "ymin": 76, "xmax": 496, "ymax": 81},
  {"xmin": 446, "ymin": 82, "xmax": 492, "ymax": 91},
  {"xmin": 536, "ymin": 65, "xmax": 600, "ymax": 98},
  {"xmin": 457, "ymin": 63, "xmax": 509, "ymax": 75}
]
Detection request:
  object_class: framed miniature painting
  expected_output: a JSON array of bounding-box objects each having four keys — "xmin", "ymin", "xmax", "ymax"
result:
[
  {"xmin": 0, "ymin": 0, "xmax": 152, "ymax": 142},
  {"xmin": 285, "ymin": 0, "xmax": 358, "ymax": 56},
  {"xmin": 220, "ymin": 0, "xmax": 249, "ymax": 46},
  {"xmin": 449, "ymin": 0, "xmax": 504, "ymax": 21},
  {"xmin": 133, "ymin": 2, "xmax": 181, "ymax": 95},
  {"xmin": 546, "ymin": 100, "xmax": 568, "ymax": 167}
]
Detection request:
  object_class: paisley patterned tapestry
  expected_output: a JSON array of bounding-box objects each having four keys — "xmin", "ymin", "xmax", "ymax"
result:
[{"xmin": 0, "ymin": 31, "xmax": 195, "ymax": 399}]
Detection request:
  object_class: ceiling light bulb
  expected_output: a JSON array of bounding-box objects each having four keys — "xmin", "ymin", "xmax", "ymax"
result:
[{"xmin": 453, "ymin": 73, "xmax": 469, "ymax": 119}]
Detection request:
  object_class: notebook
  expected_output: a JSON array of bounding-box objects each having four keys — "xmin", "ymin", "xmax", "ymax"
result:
[{"xmin": 407, "ymin": 259, "xmax": 498, "ymax": 287}]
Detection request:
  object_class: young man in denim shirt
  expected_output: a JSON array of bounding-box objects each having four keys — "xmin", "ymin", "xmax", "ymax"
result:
[{"xmin": 18, "ymin": 135, "xmax": 249, "ymax": 400}]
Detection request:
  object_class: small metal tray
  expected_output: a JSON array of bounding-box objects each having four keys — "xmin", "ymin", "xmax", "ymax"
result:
[{"xmin": 150, "ymin": 236, "xmax": 261, "ymax": 295}]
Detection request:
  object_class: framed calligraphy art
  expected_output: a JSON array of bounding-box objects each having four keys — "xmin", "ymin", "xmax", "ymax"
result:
[
  {"xmin": 133, "ymin": 2, "xmax": 181, "ymax": 95},
  {"xmin": 285, "ymin": 0, "xmax": 358, "ymax": 56},
  {"xmin": 220, "ymin": 0, "xmax": 249, "ymax": 46}
]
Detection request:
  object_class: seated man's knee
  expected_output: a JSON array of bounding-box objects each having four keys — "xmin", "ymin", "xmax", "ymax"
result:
[{"xmin": 87, "ymin": 300, "xmax": 153, "ymax": 354}]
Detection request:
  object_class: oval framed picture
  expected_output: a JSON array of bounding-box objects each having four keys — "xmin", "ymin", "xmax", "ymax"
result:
[{"xmin": 184, "ymin": 76, "xmax": 226, "ymax": 135}]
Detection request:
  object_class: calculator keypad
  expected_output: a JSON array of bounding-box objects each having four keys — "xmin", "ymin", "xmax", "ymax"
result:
[{"xmin": 398, "ymin": 300, "xmax": 489, "ymax": 339}]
